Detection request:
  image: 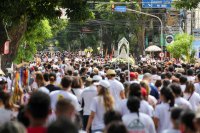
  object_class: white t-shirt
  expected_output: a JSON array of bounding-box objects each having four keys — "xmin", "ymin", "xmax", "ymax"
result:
[
  {"xmin": 0, "ymin": 107, "xmax": 15, "ymax": 125},
  {"xmin": 50, "ymin": 90, "xmax": 81, "ymax": 111},
  {"xmin": 120, "ymin": 99, "xmax": 153, "ymax": 117},
  {"xmin": 38, "ymin": 86, "xmax": 50, "ymax": 94},
  {"xmin": 180, "ymin": 85, "xmax": 186, "ymax": 92},
  {"xmin": 151, "ymin": 74, "xmax": 161, "ymax": 84},
  {"xmin": 162, "ymin": 129, "xmax": 180, "ymax": 133},
  {"xmin": 183, "ymin": 92, "xmax": 200, "ymax": 111},
  {"xmin": 122, "ymin": 112, "xmax": 156, "ymax": 133},
  {"xmin": 71, "ymin": 88, "xmax": 83, "ymax": 103},
  {"xmin": 90, "ymin": 96, "xmax": 108, "ymax": 130},
  {"xmin": 148, "ymin": 95, "xmax": 158, "ymax": 107},
  {"xmin": 81, "ymin": 85, "xmax": 97, "ymax": 115},
  {"xmin": 154, "ymin": 103, "xmax": 172, "ymax": 133},
  {"xmin": 194, "ymin": 82, "xmax": 200, "ymax": 95},
  {"xmin": 175, "ymin": 97, "xmax": 192, "ymax": 109},
  {"xmin": 187, "ymin": 76, "xmax": 195, "ymax": 82},
  {"xmin": 108, "ymin": 79, "xmax": 124, "ymax": 103}
]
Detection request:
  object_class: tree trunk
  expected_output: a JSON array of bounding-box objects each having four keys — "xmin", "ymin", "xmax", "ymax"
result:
[
  {"xmin": 135, "ymin": 25, "xmax": 145, "ymax": 58},
  {"xmin": 0, "ymin": 20, "xmax": 27, "ymax": 71}
]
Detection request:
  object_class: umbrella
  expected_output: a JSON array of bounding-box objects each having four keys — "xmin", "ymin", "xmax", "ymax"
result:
[{"xmin": 145, "ymin": 45, "xmax": 162, "ymax": 52}]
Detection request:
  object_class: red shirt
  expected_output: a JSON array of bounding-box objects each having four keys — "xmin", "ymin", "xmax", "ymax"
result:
[{"xmin": 27, "ymin": 127, "xmax": 47, "ymax": 133}]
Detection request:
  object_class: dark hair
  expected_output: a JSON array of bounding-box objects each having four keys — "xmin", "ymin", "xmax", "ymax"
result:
[
  {"xmin": 104, "ymin": 122, "xmax": 128, "ymax": 133},
  {"xmin": 43, "ymin": 73, "xmax": 49, "ymax": 82},
  {"xmin": 162, "ymin": 80, "xmax": 170, "ymax": 87},
  {"xmin": 170, "ymin": 83, "xmax": 182, "ymax": 96},
  {"xmin": 155, "ymin": 80, "xmax": 162, "ymax": 88},
  {"xmin": 71, "ymin": 77, "xmax": 83, "ymax": 89},
  {"xmin": 197, "ymin": 73, "xmax": 200, "ymax": 80},
  {"xmin": 185, "ymin": 81, "xmax": 195, "ymax": 94},
  {"xmin": 174, "ymin": 73, "xmax": 182, "ymax": 79},
  {"xmin": 0, "ymin": 91, "xmax": 12, "ymax": 110},
  {"xmin": 104, "ymin": 110, "xmax": 122, "ymax": 125},
  {"xmin": 161, "ymin": 73, "xmax": 166, "ymax": 80},
  {"xmin": 56, "ymin": 99, "xmax": 75, "ymax": 117},
  {"xmin": 35, "ymin": 73, "xmax": 45, "ymax": 87},
  {"xmin": 160, "ymin": 87, "xmax": 175, "ymax": 108},
  {"xmin": 171, "ymin": 107, "xmax": 183, "ymax": 120},
  {"xmin": 61, "ymin": 76, "xmax": 72, "ymax": 89},
  {"xmin": 67, "ymin": 70, "xmax": 73, "ymax": 76},
  {"xmin": 180, "ymin": 109, "xmax": 196, "ymax": 132},
  {"xmin": 127, "ymin": 97, "xmax": 140, "ymax": 113},
  {"xmin": 151, "ymin": 68, "xmax": 157, "ymax": 75},
  {"xmin": 47, "ymin": 118, "xmax": 78, "ymax": 133},
  {"xmin": 49, "ymin": 73, "xmax": 57, "ymax": 82},
  {"xmin": 17, "ymin": 106, "xmax": 30, "ymax": 127},
  {"xmin": 168, "ymin": 66, "xmax": 174, "ymax": 72},
  {"xmin": 187, "ymin": 69, "xmax": 194, "ymax": 76},
  {"xmin": 128, "ymin": 83, "xmax": 141, "ymax": 99},
  {"xmin": 179, "ymin": 76, "xmax": 188, "ymax": 84},
  {"xmin": 165, "ymin": 72, "xmax": 172, "ymax": 79},
  {"xmin": 27, "ymin": 91, "xmax": 50, "ymax": 119}
]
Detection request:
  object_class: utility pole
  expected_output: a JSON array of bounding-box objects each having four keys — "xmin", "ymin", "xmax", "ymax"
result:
[{"xmin": 127, "ymin": 8, "xmax": 164, "ymax": 53}]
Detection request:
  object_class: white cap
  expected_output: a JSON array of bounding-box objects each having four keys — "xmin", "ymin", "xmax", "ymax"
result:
[
  {"xmin": 92, "ymin": 75, "xmax": 102, "ymax": 81},
  {"xmin": 99, "ymin": 80, "xmax": 110, "ymax": 88}
]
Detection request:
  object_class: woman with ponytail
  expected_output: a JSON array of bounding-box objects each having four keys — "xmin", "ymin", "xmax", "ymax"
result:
[
  {"xmin": 123, "ymin": 97, "xmax": 156, "ymax": 133},
  {"xmin": 154, "ymin": 87, "xmax": 175, "ymax": 133},
  {"xmin": 86, "ymin": 80, "xmax": 114, "ymax": 133}
]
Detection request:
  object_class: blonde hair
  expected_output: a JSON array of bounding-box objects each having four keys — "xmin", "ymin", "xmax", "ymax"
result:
[
  {"xmin": 98, "ymin": 86, "xmax": 114, "ymax": 111},
  {"xmin": 140, "ymin": 81, "xmax": 150, "ymax": 94}
]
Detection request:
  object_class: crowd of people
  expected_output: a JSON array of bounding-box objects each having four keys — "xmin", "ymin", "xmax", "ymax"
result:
[{"xmin": 0, "ymin": 51, "xmax": 200, "ymax": 133}]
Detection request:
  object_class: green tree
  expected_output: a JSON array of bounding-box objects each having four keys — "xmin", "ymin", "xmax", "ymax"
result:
[
  {"xmin": 15, "ymin": 19, "xmax": 52, "ymax": 63},
  {"xmin": 175, "ymin": 0, "xmax": 199, "ymax": 10},
  {"xmin": 167, "ymin": 33, "xmax": 195, "ymax": 63},
  {"xmin": 0, "ymin": 0, "xmax": 92, "ymax": 69}
]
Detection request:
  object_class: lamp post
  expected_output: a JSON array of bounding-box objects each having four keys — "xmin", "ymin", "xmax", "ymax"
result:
[{"xmin": 127, "ymin": 8, "xmax": 164, "ymax": 53}]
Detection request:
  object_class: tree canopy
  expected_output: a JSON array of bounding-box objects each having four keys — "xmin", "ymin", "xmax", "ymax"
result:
[
  {"xmin": 175, "ymin": 0, "xmax": 199, "ymax": 10},
  {"xmin": 167, "ymin": 33, "xmax": 195, "ymax": 63}
]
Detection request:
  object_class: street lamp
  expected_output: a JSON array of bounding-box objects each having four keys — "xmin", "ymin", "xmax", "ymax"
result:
[{"xmin": 127, "ymin": 8, "xmax": 164, "ymax": 53}]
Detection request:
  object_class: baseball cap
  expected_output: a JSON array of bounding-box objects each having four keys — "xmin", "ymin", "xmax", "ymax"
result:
[
  {"xmin": 92, "ymin": 75, "xmax": 102, "ymax": 81},
  {"xmin": 99, "ymin": 80, "xmax": 110, "ymax": 88},
  {"xmin": 130, "ymin": 72, "xmax": 136, "ymax": 79}
]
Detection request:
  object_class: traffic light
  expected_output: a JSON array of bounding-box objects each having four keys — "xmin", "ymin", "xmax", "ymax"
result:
[{"xmin": 111, "ymin": 4, "xmax": 115, "ymax": 12}]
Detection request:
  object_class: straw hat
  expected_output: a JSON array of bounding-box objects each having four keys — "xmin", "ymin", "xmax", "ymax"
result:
[{"xmin": 106, "ymin": 69, "xmax": 116, "ymax": 75}]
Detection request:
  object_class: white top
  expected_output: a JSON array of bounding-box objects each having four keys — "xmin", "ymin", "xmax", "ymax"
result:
[
  {"xmin": 0, "ymin": 107, "xmax": 15, "ymax": 125},
  {"xmin": 148, "ymin": 95, "xmax": 157, "ymax": 107},
  {"xmin": 180, "ymin": 85, "xmax": 186, "ymax": 92},
  {"xmin": 50, "ymin": 90, "xmax": 81, "ymax": 111},
  {"xmin": 71, "ymin": 88, "xmax": 83, "ymax": 103},
  {"xmin": 162, "ymin": 129, "xmax": 180, "ymax": 133},
  {"xmin": 90, "ymin": 96, "xmax": 109, "ymax": 130},
  {"xmin": 183, "ymin": 92, "xmax": 200, "ymax": 111},
  {"xmin": 154, "ymin": 103, "xmax": 172, "ymax": 133},
  {"xmin": 187, "ymin": 76, "xmax": 195, "ymax": 82},
  {"xmin": 108, "ymin": 79, "xmax": 124, "ymax": 103},
  {"xmin": 81, "ymin": 85, "xmax": 97, "ymax": 115},
  {"xmin": 194, "ymin": 82, "xmax": 200, "ymax": 95},
  {"xmin": 175, "ymin": 97, "xmax": 192, "ymax": 109},
  {"xmin": 122, "ymin": 112, "xmax": 156, "ymax": 133},
  {"xmin": 151, "ymin": 74, "xmax": 161, "ymax": 84},
  {"xmin": 38, "ymin": 86, "xmax": 50, "ymax": 94},
  {"xmin": 120, "ymin": 99, "xmax": 153, "ymax": 117}
]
